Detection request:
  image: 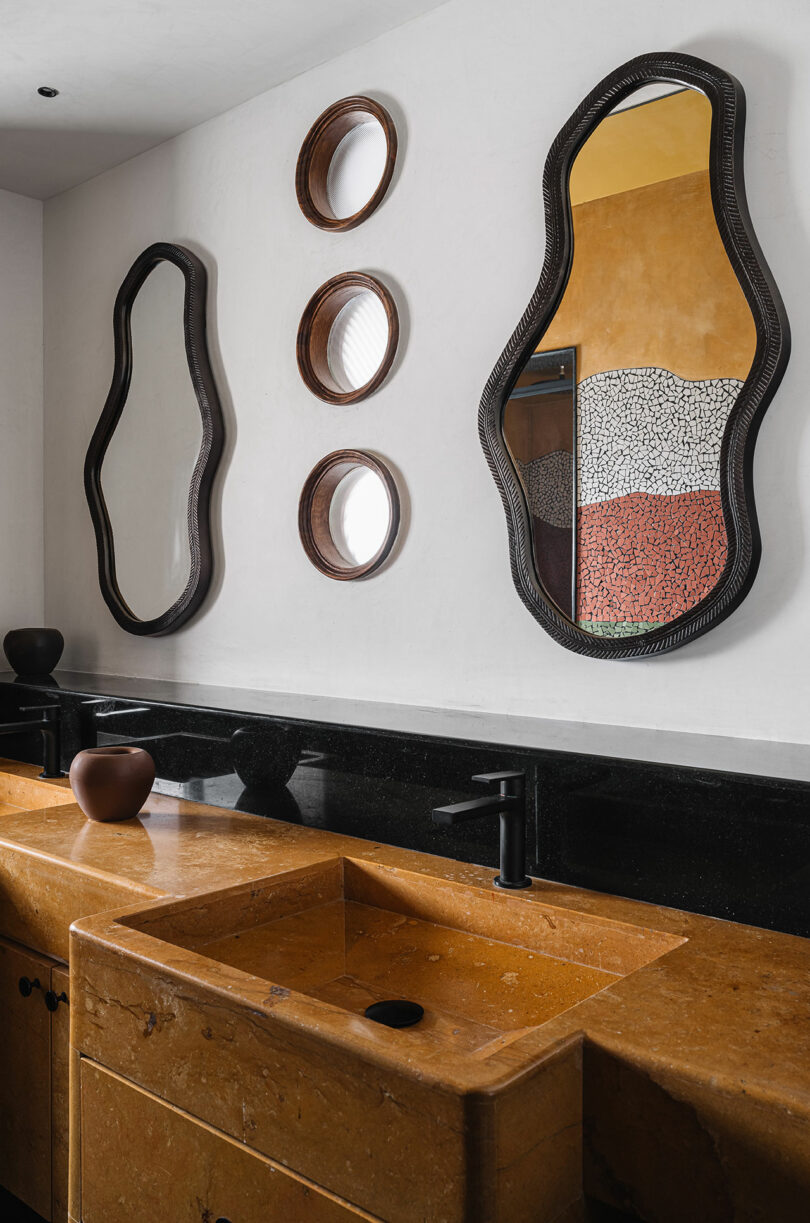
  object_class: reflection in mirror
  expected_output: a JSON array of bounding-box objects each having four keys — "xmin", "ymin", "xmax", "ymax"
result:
[
  {"xmin": 504, "ymin": 83, "xmax": 757, "ymax": 640},
  {"xmin": 326, "ymin": 288, "xmax": 390, "ymax": 393},
  {"xmin": 326, "ymin": 119, "xmax": 389, "ymax": 220},
  {"xmin": 102, "ymin": 260, "xmax": 201, "ymax": 623},
  {"xmin": 85, "ymin": 242, "xmax": 225, "ymax": 636},
  {"xmin": 328, "ymin": 466, "xmax": 392, "ymax": 566},
  {"xmin": 504, "ymin": 349, "xmax": 576, "ymax": 617}
]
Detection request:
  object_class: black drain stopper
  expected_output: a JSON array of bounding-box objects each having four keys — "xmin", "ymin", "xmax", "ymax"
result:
[{"xmin": 364, "ymin": 999, "xmax": 424, "ymax": 1028}]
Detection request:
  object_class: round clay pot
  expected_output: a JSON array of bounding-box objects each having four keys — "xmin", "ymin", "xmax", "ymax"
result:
[
  {"xmin": 69, "ymin": 746, "xmax": 155, "ymax": 823},
  {"xmin": 3, "ymin": 628, "xmax": 64, "ymax": 677}
]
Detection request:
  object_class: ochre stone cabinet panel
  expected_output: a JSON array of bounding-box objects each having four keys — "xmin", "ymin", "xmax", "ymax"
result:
[
  {"xmin": 0, "ymin": 938, "xmax": 71, "ymax": 1223},
  {"xmin": 80, "ymin": 1060, "xmax": 377, "ymax": 1222},
  {"xmin": 0, "ymin": 937, "xmax": 59, "ymax": 1219}
]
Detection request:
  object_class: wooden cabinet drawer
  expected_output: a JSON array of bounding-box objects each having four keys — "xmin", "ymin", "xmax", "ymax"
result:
[{"xmin": 80, "ymin": 1061, "xmax": 377, "ymax": 1222}]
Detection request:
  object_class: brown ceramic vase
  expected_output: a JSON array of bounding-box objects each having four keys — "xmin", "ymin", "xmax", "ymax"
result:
[{"xmin": 69, "ymin": 746, "xmax": 155, "ymax": 823}]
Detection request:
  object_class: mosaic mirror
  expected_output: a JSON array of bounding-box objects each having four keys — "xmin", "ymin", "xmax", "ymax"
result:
[{"xmin": 480, "ymin": 52, "xmax": 789, "ymax": 657}]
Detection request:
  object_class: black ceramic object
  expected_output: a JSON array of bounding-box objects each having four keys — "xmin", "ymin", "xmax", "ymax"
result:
[
  {"xmin": 231, "ymin": 726, "xmax": 302, "ymax": 788},
  {"xmin": 3, "ymin": 628, "xmax": 64, "ymax": 677}
]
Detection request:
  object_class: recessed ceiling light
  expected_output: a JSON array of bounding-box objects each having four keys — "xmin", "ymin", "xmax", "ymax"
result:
[{"xmin": 37, "ymin": 86, "xmax": 59, "ymax": 98}]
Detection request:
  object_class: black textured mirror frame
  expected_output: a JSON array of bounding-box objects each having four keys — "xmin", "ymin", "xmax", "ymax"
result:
[
  {"xmin": 84, "ymin": 242, "xmax": 225, "ymax": 636},
  {"xmin": 479, "ymin": 50, "xmax": 790, "ymax": 659}
]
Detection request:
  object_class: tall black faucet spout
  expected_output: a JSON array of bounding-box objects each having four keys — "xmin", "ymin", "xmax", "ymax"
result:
[
  {"xmin": 0, "ymin": 705, "xmax": 63, "ymax": 778},
  {"xmin": 432, "ymin": 770, "xmax": 531, "ymax": 890}
]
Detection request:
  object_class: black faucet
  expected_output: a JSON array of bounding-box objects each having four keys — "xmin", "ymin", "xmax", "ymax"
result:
[
  {"xmin": 432, "ymin": 770, "xmax": 531, "ymax": 890},
  {"xmin": 0, "ymin": 705, "xmax": 63, "ymax": 778}
]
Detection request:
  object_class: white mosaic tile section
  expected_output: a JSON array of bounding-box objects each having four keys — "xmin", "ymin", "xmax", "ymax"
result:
[
  {"xmin": 577, "ymin": 368, "xmax": 744, "ymax": 506},
  {"xmin": 516, "ymin": 450, "xmax": 574, "ymax": 528}
]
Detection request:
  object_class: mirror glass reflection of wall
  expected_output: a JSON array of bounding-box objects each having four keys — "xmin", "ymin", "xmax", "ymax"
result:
[{"xmin": 505, "ymin": 86, "xmax": 757, "ymax": 638}]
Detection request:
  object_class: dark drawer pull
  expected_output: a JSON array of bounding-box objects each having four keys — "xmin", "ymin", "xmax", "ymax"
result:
[
  {"xmin": 45, "ymin": 989, "xmax": 68, "ymax": 1013},
  {"xmin": 18, "ymin": 976, "xmax": 42, "ymax": 998},
  {"xmin": 215, "ymin": 1218, "xmax": 232, "ymax": 1223}
]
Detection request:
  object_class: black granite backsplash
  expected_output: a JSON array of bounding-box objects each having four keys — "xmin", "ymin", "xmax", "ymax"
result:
[{"xmin": 1, "ymin": 672, "xmax": 807, "ymax": 937}]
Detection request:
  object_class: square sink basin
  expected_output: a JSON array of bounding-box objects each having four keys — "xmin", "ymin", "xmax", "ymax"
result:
[
  {"xmin": 87, "ymin": 855, "xmax": 687, "ymax": 1221},
  {"xmin": 122, "ymin": 855, "xmax": 684, "ymax": 1059},
  {"xmin": 0, "ymin": 761, "xmax": 75, "ymax": 814}
]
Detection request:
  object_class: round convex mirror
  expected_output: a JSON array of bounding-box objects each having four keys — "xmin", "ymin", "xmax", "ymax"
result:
[
  {"xmin": 296, "ymin": 96, "xmax": 397, "ymax": 230},
  {"xmin": 299, "ymin": 450, "xmax": 401, "ymax": 579},
  {"xmin": 328, "ymin": 465, "xmax": 392, "ymax": 565},
  {"xmin": 297, "ymin": 272, "xmax": 399, "ymax": 404}
]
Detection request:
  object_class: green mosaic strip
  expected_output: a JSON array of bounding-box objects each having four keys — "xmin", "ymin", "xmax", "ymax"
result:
[{"xmin": 578, "ymin": 620, "xmax": 663, "ymax": 638}]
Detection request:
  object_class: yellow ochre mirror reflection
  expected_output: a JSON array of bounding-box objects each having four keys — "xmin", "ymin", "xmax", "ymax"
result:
[{"xmin": 504, "ymin": 84, "xmax": 757, "ymax": 639}]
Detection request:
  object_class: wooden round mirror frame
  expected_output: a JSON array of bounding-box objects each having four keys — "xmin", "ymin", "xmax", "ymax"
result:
[
  {"xmin": 298, "ymin": 450, "xmax": 401, "ymax": 580},
  {"xmin": 295, "ymin": 95, "xmax": 397, "ymax": 231},
  {"xmin": 296, "ymin": 271, "xmax": 399, "ymax": 405}
]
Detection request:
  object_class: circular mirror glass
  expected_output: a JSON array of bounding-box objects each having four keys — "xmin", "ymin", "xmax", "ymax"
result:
[
  {"xmin": 297, "ymin": 272, "xmax": 399, "ymax": 404},
  {"xmin": 326, "ymin": 120, "xmax": 389, "ymax": 220},
  {"xmin": 296, "ymin": 96, "xmax": 397, "ymax": 231},
  {"xmin": 326, "ymin": 289, "xmax": 390, "ymax": 393},
  {"xmin": 328, "ymin": 465, "xmax": 392, "ymax": 565}
]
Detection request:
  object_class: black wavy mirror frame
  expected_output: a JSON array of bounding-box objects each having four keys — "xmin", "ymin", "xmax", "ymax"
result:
[
  {"xmin": 480, "ymin": 51, "xmax": 790, "ymax": 658},
  {"xmin": 84, "ymin": 242, "xmax": 225, "ymax": 636}
]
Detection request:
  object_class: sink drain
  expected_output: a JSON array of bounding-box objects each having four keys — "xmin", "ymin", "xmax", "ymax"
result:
[{"xmin": 364, "ymin": 999, "xmax": 424, "ymax": 1028}]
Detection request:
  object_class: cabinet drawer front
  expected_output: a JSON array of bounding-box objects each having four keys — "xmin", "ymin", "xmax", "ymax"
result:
[
  {"xmin": 0, "ymin": 936, "xmax": 53, "ymax": 1220},
  {"xmin": 80, "ymin": 1061, "xmax": 376, "ymax": 1223}
]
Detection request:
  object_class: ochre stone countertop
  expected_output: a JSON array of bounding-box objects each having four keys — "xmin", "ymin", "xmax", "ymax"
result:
[
  {"xmin": 2, "ymin": 760, "xmax": 808, "ymax": 1219},
  {"xmin": 0, "ymin": 759, "xmax": 807, "ymax": 1103}
]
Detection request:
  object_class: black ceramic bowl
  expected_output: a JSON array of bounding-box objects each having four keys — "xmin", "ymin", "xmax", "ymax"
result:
[
  {"xmin": 231, "ymin": 725, "xmax": 301, "ymax": 788},
  {"xmin": 3, "ymin": 628, "xmax": 64, "ymax": 677}
]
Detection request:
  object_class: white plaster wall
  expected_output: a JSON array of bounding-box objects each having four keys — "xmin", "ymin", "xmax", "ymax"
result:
[
  {"xmin": 0, "ymin": 188, "xmax": 43, "ymax": 630},
  {"xmin": 42, "ymin": 0, "xmax": 810, "ymax": 743}
]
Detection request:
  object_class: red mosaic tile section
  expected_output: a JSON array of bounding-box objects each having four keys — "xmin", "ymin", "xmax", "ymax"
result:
[{"xmin": 577, "ymin": 490, "xmax": 728, "ymax": 623}]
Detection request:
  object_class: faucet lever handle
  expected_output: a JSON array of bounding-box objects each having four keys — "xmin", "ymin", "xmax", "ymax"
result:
[
  {"xmin": 18, "ymin": 704, "xmax": 60, "ymax": 715},
  {"xmin": 472, "ymin": 770, "xmax": 525, "ymax": 786}
]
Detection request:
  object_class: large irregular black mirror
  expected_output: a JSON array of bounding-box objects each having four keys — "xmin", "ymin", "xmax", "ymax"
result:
[
  {"xmin": 481, "ymin": 53, "xmax": 790, "ymax": 657},
  {"xmin": 85, "ymin": 243, "xmax": 225, "ymax": 636}
]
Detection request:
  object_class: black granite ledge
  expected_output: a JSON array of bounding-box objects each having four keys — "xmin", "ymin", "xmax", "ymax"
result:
[
  {"xmin": 0, "ymin": 671, "xmax": 807, "ymax": 938},
  {"xmin": 2, "ymin": 669, "xmax": 809, "ymax": 783}
]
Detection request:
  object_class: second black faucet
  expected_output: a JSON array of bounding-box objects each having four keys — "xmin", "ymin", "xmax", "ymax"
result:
[{"xmin": 432, "ymin": 770, "xmax": 531, "ymax": 890}]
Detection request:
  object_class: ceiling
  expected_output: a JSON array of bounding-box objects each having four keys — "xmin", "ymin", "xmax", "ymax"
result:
[{"xmin": 0, "ymin": 0, "xmax": 447, "ymax": 199}]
